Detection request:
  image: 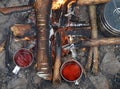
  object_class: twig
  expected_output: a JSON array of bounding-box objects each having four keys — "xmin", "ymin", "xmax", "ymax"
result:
[{"xmin": 85, "ymin": 47, "xmax": 93, "ymax": 71}]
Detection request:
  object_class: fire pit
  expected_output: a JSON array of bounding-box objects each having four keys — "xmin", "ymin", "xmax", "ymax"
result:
[{"xmin": 0, "ymin": 0, "xmax": 119, "ymax": 89}]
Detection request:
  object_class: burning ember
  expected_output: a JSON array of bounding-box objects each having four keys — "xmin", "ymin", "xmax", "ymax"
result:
[
  {"xmin": 52, "ymin": 0, "xmax": 76, "ymax": 10},
  {"xmin": 52, "ymin": 0, "xmax": 67, "ymax": 10}
]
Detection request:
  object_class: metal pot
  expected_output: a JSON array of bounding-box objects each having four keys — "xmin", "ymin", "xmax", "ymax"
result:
[{"xmin": 100, "ymin": 0, "xmax": 120, "ymax": 36}]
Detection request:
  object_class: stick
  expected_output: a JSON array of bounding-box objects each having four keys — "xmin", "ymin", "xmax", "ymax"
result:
[
  {"xmin": 77, "ymin": 0, "xmax": 110, "ymax": 5},
  {"xmin": 0, "ymin": 5, "xmax": 33, "ymax": 14},
  {"xmin": 85, "ymin": 5, "xmax": 98, "ymax": 73},
  {"xmin": 83, "ymin": 38, "xmax": 120, "ymax": 47},
  {"xmin": 63, "ymin": 37, "xmax": 120, "ymax": 48},
  {"xmin": 85, "ymin": 47, "xmax": 93, "ymax": 71},
  {"xmin": 34, "ymin": 0, "xmax": 52, "ymax": 80},
  {"xmin": 53, "ymin": 32, "xmax": 62, "ymax": 84},
  {"xmin": 89, "ymin": 5, "xmax": 99, "ymax": 74},
  {"xmin": 11, "ymin": 24, "xmax": 31, "ymax": 37}
]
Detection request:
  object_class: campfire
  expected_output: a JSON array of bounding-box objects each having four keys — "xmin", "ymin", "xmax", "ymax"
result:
[{"xmin": 0, "ymin": 0, "xmax": 120, "ymax": 88}]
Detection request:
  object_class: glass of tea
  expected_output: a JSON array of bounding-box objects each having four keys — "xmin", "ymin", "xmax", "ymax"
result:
[
  {"xmin": 12, "ymin": 48, "xmax": 33, "ymax": 74},
  {"xmin": 60, "ymin": 59, "xmax": 83, "ymax": 84}
]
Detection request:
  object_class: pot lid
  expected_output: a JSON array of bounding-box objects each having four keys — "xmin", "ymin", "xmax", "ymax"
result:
[{"xmin": 104, "ymin": 0, "xmax": 120, "ymax": 32}]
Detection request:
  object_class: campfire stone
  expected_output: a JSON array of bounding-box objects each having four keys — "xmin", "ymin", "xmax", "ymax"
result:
[
  {"xmin": 7, "ymin": 0, "xmax": 29, "ymax": 7},
  {"xmin": 57, "ymin": 83, "xmax": 72, "ymax": 89},
  {"xmin": 0, "ymin": 2, "xmax": 5, "ymax": 8},
  {"xmin": 100, "ymin": 52, "xmax": 120, "ymax": 75},
  {"xmin": 7, "ymin": 76, "xmax": 27, "ymax": 89},
  {"xmin": 0, "ymin": 13, "xmax": 10, "ymax": 25},
  {"xmin": 0, "ymin": 51, "xmax": 6, "ymax": 69},
  {"xmin": 89, "ymin": 73, "xmax": 109, "ymax": 89}
]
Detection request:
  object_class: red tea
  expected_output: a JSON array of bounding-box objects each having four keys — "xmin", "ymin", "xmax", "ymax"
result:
[
  {"xmin": 61, "ymin": 61, "xmax": 82, "ymax": 81},
  {"xmin": 14, "ymin": 49, "xmax": 33, "ymax": 67}
]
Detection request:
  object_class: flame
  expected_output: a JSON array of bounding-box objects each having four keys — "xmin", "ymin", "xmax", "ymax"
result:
[
  {"xmin": 52, "ymin": 0, "xmax": 76, "ymax": 10},
  {"xmin": 81, "ymin": 48, "xmax": 86, "ymax": 52},
  {"xmin": 52, "ymin": 0, "xmax": 67, "ymax": 10},
  {"xmin": 67, "ymin": 0, "xmax": 76, "ymax": 8}
]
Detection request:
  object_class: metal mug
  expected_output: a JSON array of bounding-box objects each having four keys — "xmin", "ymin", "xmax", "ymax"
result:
[
  {"xmin": 12, "ymin": 48, "xmax": 33, "ymax": 74},
  {"xmin": 60, "ymin": 59, "xmax": 83, "ymax": 85}
]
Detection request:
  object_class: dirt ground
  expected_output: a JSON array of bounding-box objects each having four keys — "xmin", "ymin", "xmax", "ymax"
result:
[{"xmin": 0, "ymin": 0, "xmax": 120, "ymax": 89}]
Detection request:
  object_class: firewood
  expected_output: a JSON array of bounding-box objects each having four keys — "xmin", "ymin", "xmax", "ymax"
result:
[
  {"xmin": 83, "ymin": 38, "xmax": 120, "ymax": 47},
  {"xmin": 0, "ymin": 41, "xmax": 6, "ymax": 52},
  {"xmin": 85, "ymin": 5, "xmax": 98, "ymax": 74},
  {"xmin": 34, "ymin": 0, "xmax": 52, "ymax": 80},
  {"xmin": 0, "ymin": 5, "xmax": 33, "ymax": 15},
  {"xmin": 53, "ymin": 32, "xmax": 62, "ymax": 84},
  {"xmin": 89, "ymin": 5, "xmax": 99, "ymax": 74},
  {"xmin": 77, "ymin": 0, "xmax": 110, "ymax": 5},
  {"xmin": 11, "ymin": 24, "xmax": 31, "ymax": 37},
  {"xmin": 63, "ymin": 37, "xmax": 120, "ymax": 48},
  {"xmin": 85, "ymin": 48, "xmax": 93, "ymax": 71}
]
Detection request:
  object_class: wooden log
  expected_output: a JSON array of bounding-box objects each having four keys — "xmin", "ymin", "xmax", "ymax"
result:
[
  {"xmin": 85, "ymin": 5, "xmax": 98, "ymax": 74},
  {"xmin": 63, "ymin": 37, "xmax": 120, "ymax": 48},
  {"xmin": 34, "ymin": 0, "xmax": 52, "ymax": 80},
  {"xmin": 84, "ymin": 38, "xmax": 120, "ymax": 47},
  {"xmin": 53, "ymin": 32, "xmax": 62, "ymax": 84},
  {"xmin": 85, "ymin": 47, "xmax": 93, "ymax": 71},
  {"xmin": 11, "ymin": 24, "xmax": 31, "ymax": 37},
  {"xmin": 0, "ymin": 5, "xmax": 33, "ymax": 14},
  {"xmin": 77, "ymin": 0, "xmax": 110, "ymax": 5},
  {"xmin": 89, "ymin": 5, "xmax": 99, "ymax": 74}
]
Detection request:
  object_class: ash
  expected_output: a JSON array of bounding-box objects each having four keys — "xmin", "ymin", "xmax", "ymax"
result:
[{"xmin": 0, "ymin": 0, "xmax": 119, "ymax": 89}]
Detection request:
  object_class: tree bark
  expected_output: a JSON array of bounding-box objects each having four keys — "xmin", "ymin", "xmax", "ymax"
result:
[{"xmin": 34, "ymin": 0, "xmax": 52, "ymax": 80}]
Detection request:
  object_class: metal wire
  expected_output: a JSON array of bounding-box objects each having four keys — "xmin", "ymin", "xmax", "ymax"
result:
[{"xmin": 113, "ymin": 0, "xmax": 120, "ymax": 14}]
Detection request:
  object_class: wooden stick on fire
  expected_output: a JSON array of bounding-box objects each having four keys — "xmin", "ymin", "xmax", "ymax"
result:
[{"xmin": 34, "ymin": 0, "xmax": 52, "ymax": 80}]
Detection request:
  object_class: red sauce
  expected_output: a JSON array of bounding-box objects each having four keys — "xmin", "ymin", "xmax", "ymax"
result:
[
  {"xmin": 14, "ymin": 49, "xmax": 33, "ymax": 67},
  {"xmin": 61, "ymin": 61, "xmax": 82, "ymax": 81}
]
